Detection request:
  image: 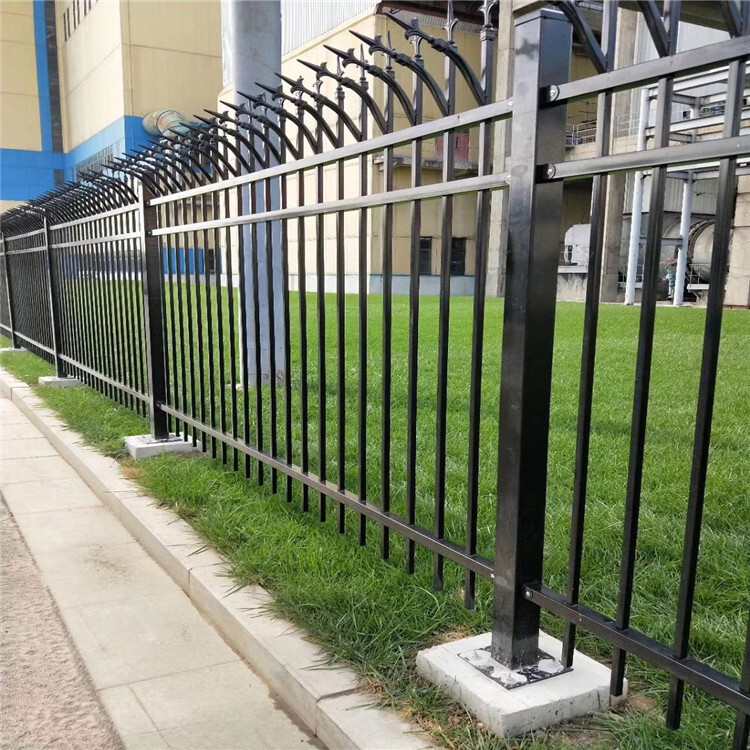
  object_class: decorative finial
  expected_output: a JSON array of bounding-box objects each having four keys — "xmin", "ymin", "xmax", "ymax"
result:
[{"xmin": 444, "ymin": 0, "xmax": 458, "ymax": 43}]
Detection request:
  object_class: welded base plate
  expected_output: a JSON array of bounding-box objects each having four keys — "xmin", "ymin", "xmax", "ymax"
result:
[{"xmin": 459, "ymin": 646, "xmax": 570, "ymax": 690}]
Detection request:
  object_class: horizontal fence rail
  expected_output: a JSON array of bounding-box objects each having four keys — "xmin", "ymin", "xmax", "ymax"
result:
[{"xmin": 1, "ymin": 1, "xmax": 748, "ymax": 745}]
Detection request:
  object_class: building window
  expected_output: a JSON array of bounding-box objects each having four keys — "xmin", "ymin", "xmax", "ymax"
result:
[
  {"xmin": 450, "ymin": 238, "xmax": 466, "ymax": 276},
  {"xmin": 418, "ymin": 237, "xmax": 432, "ymax": 275}
]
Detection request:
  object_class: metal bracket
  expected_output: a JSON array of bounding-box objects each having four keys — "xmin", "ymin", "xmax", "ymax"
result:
[{"xmin": 459, "ymin": 646, "xmax": 571, "ymax": 690}]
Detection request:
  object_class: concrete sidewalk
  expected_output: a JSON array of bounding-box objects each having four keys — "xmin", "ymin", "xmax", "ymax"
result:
[{"xmin": 0, "ymin": 395, "xmax": 319, "ymax": 750}]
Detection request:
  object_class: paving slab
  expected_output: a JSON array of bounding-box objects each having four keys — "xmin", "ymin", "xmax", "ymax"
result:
[
  {"xmin": 1, "ymin": 454, "xmax": 79, "ymax": 484},
  {"xmin": 0, "ymin": 436, "xmax": 59, "ymax": 459},
  {"xmin": 0, "ymin": 420, "xmax": 43, "ymax": 439},
  {"xmin": 13, "ymin": 505, "xmax": 136, "ymax": 551},
  {"xmin": 0, "ymin": 378, "xmax": 434, "ymax": 750},
  {"xmin": 61, "ymin": 592, "xmax": 241, "ymax": 689},
  {"xmin": 0, "ymin": 394, "xmax": 319, "ymax": 749},
  {"xmin": 2, "ymin": 476, "xmax": 102, "ymax": 515}
]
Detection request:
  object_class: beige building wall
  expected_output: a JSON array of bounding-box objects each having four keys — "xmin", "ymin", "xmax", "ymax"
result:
[
  {"xmin": 1, "ymin": 0, "xmax": 41, "ymax": 151},
  {"xmin": 122, "ymin": 0, "xmax": 222, "ymax": 122},
  {"xmin": 280, "ymin": 8, "xmax": 484, "ymax": 284},
  {"xmin": 0, "ymin": 199, "xmax": 23, "ymax": 213},
  {"xmin": 55, "ymin": 0, "xmax": 222, "ymax": 152},
  {"xmin": 56, "ymin": 0, "xmax": 126, "ymax": 151}
]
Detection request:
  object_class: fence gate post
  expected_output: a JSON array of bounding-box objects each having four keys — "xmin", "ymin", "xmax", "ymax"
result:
[
  {"xmin": 43, "ymin": 217, "xmax": 66, "ymax": 377},
  {"xmin": 1, "ymin": 233, "xmax": 20, "ymax": 349},
  {"xmin": 491, "ymin": 8, "xmax": 571, "ymax": 669},
  {"xmin": 138, "ymin": 181, "xmax": 170, "ymax": 441}
]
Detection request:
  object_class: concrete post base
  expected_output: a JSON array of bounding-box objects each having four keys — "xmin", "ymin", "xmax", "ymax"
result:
[
  {"xmin": 416, "ymin": 631, "xmax": 626, "ymax": 738},
  {"xmin": 38, "ymin": 376, "xmax": 83, "ymax": 388},
  {"xmin": 0, "ymin": 347, "xmax": 26, "ymax": 353},
  {"xmin": 125, "ymin": 434, "xmax": 203, "ymax": 460}
]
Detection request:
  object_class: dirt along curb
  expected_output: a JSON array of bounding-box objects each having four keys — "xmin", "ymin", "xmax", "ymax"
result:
[{"xmin": 0, "ymin": 367, "xmax": 433, "ymax": 750}]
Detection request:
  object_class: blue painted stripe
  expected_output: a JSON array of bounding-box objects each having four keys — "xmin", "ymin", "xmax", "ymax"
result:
[
  {"xmin": 1, "ymin": 116, "xmax": 156, "ymax": 201},
  {"xmin": 33, "ymin": 0, "xmax": 53, "ymax": 153}
]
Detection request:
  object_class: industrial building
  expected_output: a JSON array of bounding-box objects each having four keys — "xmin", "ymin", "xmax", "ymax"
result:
[
  {"xmin": 2, "ymin": 0, "xmax": 748, "ymax": 306},
  {"xmin": 0, "ymin": 0, "xmax": 222, "ymax": 212}
]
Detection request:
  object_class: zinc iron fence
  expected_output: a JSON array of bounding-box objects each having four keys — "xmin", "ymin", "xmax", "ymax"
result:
[{"xmin": 1, "ymin": 2, "xmax": 749, "ymax": 745}]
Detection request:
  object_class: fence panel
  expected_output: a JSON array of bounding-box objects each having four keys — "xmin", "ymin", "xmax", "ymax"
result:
[
  {"xmin": 50, "ymin": 204, "xmax": 149, "ymax": 412},
  {"xmin": 3, "ymin": 228, "xmax": 54, "ymax": 362},
  {"xmin": 1, "ymin": 2, "xmax": 748, "ymax": 744}
]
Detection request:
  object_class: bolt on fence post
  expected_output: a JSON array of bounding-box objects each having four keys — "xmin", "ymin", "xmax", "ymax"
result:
[
  {"xmin": 491, "ymin": 8, "xmax": 571, "ymax": 670},
  {"xmin": 1, "ymin": 232, "xmax": 20, "ymax": 349},
  {"xmin": 138, "ymin": 180, "xmax": 170, "ymax": 441},
  {"xmin": 43, "ymin": 216, "xmax": 67, "ymax": 377}
]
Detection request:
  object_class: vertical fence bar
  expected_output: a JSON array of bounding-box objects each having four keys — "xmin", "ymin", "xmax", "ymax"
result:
[
  {"xmin": 381, "ymin": 60, "xmax": 395, "ymax": 560},
  {"xmin": 433, "ymin": 20, "xmax": 457, "ymax": 591},
  {"xmin": 667, "ymin": 56, "xmax": 746, "ymax": 730},
  {"xmin": 357, "ymin": 74, "xmax": 369, "ymax": 545},
  {"xmin": 562, "ymin": 0, "xmax": 617, "ymax": 666},
  {"xmin": 611, "ymin": 1, "xmax": 680, "ymax": 694},
  {"xmin": 491, "ymin": 8, "xmax": 571, "ymax": 669},
  {"xmin": 405, "ymin": 49, "xmax": 424, "ymax": 574},
  {"xmin": 464, "ymin": 5, "xmax": 498, "ymax": 609},
  {"xmin": 1, "ymin": 234, "xmax": 19, "ymax": 348},
  {"xmin": 335, "ymin": 80, "xmax": 347, "ymax": 534},
  {"xmin": 138, "ymin": 181, "xmax": 169, "ymax": 440},
  {"xmin": 315, "ymin": 101, "xmax": 328, "ymax": 522},
  {"xmin": 43, "ymin": 216, "xmax": 66, "ymax": 377}
]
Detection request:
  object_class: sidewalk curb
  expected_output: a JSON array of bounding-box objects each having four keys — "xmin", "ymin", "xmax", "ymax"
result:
[{"xmin": 0, "ymin": 369, "xmax": 433, "ymax": 750}]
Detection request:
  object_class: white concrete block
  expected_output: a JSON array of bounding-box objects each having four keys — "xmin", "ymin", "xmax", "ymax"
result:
[
  {"xmin": 0, "ymin": 347, "xmax": 26, "ymax": 353},
  {"xmin": 38, "ymin": 375, "xmax": 84, "ymax": 387},
  {"xmin": 125, "ymin": 433, "xmax": 203, "ymax": 460},
  {"xmin": 416, "ymin": 631, "xmax": 626, "ymax": 739},
  {"xmin": 317, "ymin": 691, "xmax": 434, "ymax": 750}
]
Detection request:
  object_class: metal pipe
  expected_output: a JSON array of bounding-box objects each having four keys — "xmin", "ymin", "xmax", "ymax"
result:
[
  {"xmin": 674, "ymin": 175, "xmax": 693, "ymax": 305},
  {"xmin": 625, "ymin": 87, "xmax": 650, "ymax": 305}
]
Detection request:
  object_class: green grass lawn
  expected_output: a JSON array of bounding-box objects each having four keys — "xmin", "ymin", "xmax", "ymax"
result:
[{"xmin": 2, "ymin": 294, "xmax": 748, "ymax": 750}]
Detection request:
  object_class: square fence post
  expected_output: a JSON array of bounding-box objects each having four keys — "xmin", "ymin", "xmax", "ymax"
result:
[
  {"xmin": 491, "ymin": 8, "xmax": 571, "ymax": 669},
  {"xmin": 1, "ymin": 233, "xmax": 20, "ymax": 349},
  {"xmin": 138, "ymin": 180, "xmax": 170, "ymax": 441},
  {"xmin": 43, "ymin": 217, "xmax": 67, "ymax": 377}
]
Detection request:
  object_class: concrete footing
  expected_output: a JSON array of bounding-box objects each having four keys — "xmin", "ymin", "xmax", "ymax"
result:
[
  {"xmin": 38, "ymin": 376, "xmax": 83, "ymax": 388},
  {"xmin": 125, "ymin": 434, "xmax": 203, "ymax": 460},
  {"xmin": 0, "ymin": 347, "xmax": 26, "ymax": 353},
  {"xmin": 416, "ymin": 631, "xmax": 626, "ymax": 738}
]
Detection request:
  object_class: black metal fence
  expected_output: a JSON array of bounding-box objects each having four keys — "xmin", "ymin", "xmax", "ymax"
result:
[{"xmin": 1, "ymin": 2, "xmax": 748, "ymax": 745}]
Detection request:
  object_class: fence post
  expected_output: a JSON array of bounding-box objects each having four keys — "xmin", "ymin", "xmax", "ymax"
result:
[
  {"xmin": 138, "ymin": 180, "xmax": 170, "ymax": 441},
  {"xmin": 1, "ymin": 233, "xmax": 20, "ymax": 349},
  {"xmin": 43, "ymin": 217, "xmax": 66, "ymax": 377},
  {"xmin": 491, "ymin": 8, "xmax": 571, "ymax": 669}
]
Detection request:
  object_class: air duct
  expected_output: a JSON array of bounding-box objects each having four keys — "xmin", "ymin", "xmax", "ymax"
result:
[{"xmin": 142, "ymin": 110, "xmax": 189, "ymax": 137}]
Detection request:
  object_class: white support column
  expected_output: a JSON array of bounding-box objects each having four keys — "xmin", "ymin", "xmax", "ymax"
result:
[
  {"xmin": 674, "ymin": 175, "xmax": 693, "ymax": 306},
  {"xmin": 625, "ymin": 87, "xmax": 650, "ymax": 305}
]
